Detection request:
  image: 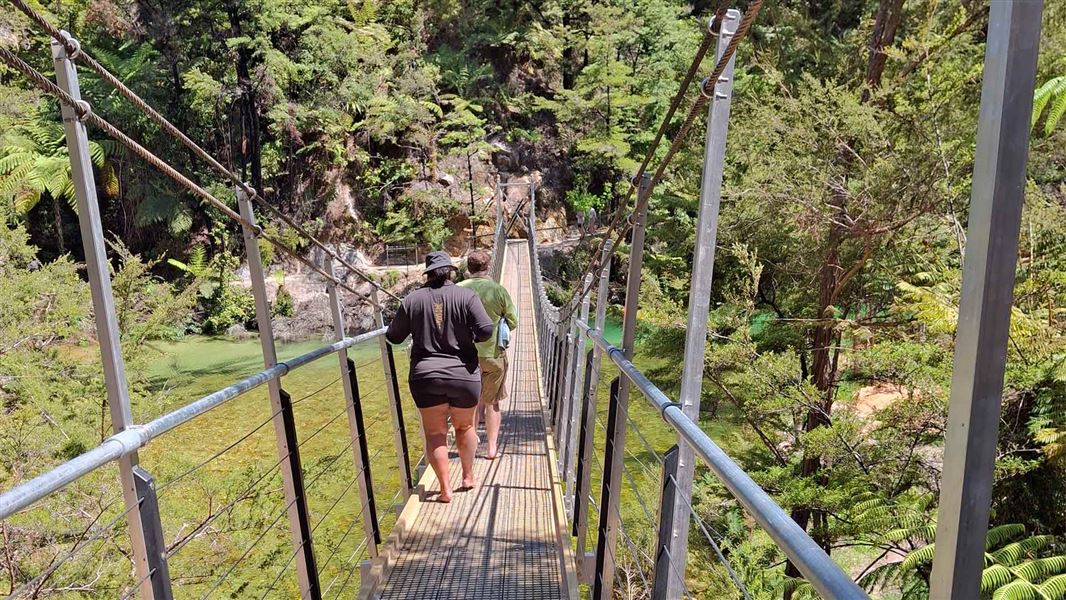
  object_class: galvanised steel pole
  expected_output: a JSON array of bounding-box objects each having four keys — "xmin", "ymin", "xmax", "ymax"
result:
[
  {"xmin": 563, "ymin": 275, "xmax": 594, "ymax": 513},
  {"xmin": 238, "ymin": 190, "xmax": 320, "ymax": 599},
  {"xmin": 51, "ymin": 37, "xmax": 155, "ymax": 600},
  {"xmin": 575, "ymin": 240, "xmax": 614, "ymax": 579},
  {"xmin": 556, "ymin": 317, "xmax": 575, "ymax": 443},
  {"xmin": 594, "ymin": 174, "xmax": 651, "ymax": 600},
  {"xmin": 660, "ymin": 9, "xmax": 739, "ymax": 598},
  {"xmin": 372, "ymin": 288, "xmax": 414, "ymax": 500},
  {"xmin": 930, "ymin": 1, "xmax": 1043, "ymax": 597},
  {"xmin": 324, "ymin": 257, "xmax": 379, "ymax": 559}
]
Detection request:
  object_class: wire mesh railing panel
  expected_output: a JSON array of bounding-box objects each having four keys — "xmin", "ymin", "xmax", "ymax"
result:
[{"xmin": 1, "ymin": 463, "xmax": 139, "ymax": 598}]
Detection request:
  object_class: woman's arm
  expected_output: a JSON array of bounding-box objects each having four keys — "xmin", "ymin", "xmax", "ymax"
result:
[{"xmin": 385, "ymin": 301, "xmax": 411, "ymax": 344}]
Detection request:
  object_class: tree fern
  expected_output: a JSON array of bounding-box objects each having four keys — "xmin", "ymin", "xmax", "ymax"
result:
[
  {"xmin": 0, "ymin": 109, "xmax": 112, "ymax": 214},
  {"xmin": 993, "ymin": 579, "xmax": 1042, "ymax": 600},
  {"xmin": 992, "ymin": 536, "xmax": 1055, "ymax": 565},
  {"xmin": 1033, "ymin": 76, "xmax": 1066, "ymax": 135},
  {"xmin": 900, "ymin": 525, "xmax": 1066, "ymax": 599},
  {"xmin": 1039, "ymin": 574, "xmax": 1066, "ymax": 599}
]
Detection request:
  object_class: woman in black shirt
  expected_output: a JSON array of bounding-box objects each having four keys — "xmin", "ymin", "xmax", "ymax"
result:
[{"xmin": 386, "ymin": 251, "xmax": 494, "ymax": 502}]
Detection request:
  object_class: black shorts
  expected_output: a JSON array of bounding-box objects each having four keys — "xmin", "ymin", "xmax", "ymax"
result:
[{"xmin": 409, "ymin": 378, "xmax": 481, "ymax": 409}]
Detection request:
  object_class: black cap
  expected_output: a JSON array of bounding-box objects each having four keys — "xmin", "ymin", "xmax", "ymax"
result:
[{"xmin": 423, "ymin": 250, "xmax": 456, "ymax": 274}]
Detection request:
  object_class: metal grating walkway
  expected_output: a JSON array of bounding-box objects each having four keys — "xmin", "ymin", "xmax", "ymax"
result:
[{"xmin": 374, "ymin": 240, "xmax": 572, "ymax": 599}]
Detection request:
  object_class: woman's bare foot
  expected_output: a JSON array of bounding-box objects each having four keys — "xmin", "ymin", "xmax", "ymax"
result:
[
  {"xmin": 438, "ymin": 489, "xmax": 453, "ymax": 503},
  {"xmin": 459, "ymin": 475, "xmax": 478, "ymax": 490},
  {"xmin": 485, "ymin": 450, "xmax": 501, "ymax": 460}
]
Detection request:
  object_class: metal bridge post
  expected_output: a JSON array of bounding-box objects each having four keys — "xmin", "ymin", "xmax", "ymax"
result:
[
  {"xmin": 652, "ymin": 446, "xmax": 681, "ymax": 600},
  {"xmin": 576, "ymin": 240, "xmax": 614, "ymax": 579},
  {"xmin": 930, "ymin": 2, "xmax": 1043, "ymax": 598},
  {"xmin": 563, "ymin": 275, "xmax": 594, "ymax": 513},
  {"xmin": 324, "ymin": 257, "xmax": 379, "ymax": 559},
  {"xmin": 51, "ymin": 37, "xmax": 157, "ymax": 600},
  {"xmin": 131, "ymin": 468, "xmax": 173, "ymax": 600},
  {"xmin": 555, "ymin": 319, "xmax": 575, "ymax": 441},
  {"xmin": 662, "ymin": 9, "xmax": 740, "ymax": 597},
  {"xmin": 550, "ymin": 321, "xmax": 565, "ymax": 422},
  {"xmin": 237, "ymin": 191, "xmax": 321, "ymax": 599},
  {"xmin": 594, "ymin": 174, "xmax": 651, "ymax": 600},
  {"xmin": 373, "ymin": 288, "xmax": 415, "ymax": 501}
]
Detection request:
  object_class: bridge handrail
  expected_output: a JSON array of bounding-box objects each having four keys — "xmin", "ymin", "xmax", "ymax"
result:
[
  {"xmin": 0, "ymin": 328, "xmax": 386, "ymax": 520},
  {"xmin": 577, "ymin": 320, "xmax": 869, "ymax": 600}
]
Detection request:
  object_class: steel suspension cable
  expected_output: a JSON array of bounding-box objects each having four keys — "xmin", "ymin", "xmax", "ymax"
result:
[
  {"xmin": 7, "ymin": 0, "xmax": 399, "ymax": 302},
  {"xmin": 0, "ymin": 47, "xmax": 383, "ymax": 308},
  {"xmin": 259, "ymin": 449, "xmax": 380, "ymax": 600},
  {"xmin": 588, "ymin": 436, "xmax": 694, "ymax": 597},
  {"xmin": 155, "ymin": 407, "xmax": 284, "ymax": 494},
  {"xmin": 325, "ymin": 538, "xmax": 371, "ymax": 599},
  {"xmin": 165, "ymin": 456, "xmax": 289, "ymax": 559},
  {"xmin": 198, "ymin": 496, "xmax": 298, "ymax": 600},
  {"xmin": 6, "ymin": 496, "xmax": 145, "ymax": 599},
  {"xmin": 557, "ymin": 0, "xmax": 764, "ymax": 317},
  {"xmin": 667, "ymin": 473, "xmax": 752, "ymax": 600}
]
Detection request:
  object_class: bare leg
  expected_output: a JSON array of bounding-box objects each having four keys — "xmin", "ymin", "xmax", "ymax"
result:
[
  {"xmin": 450, "ymin": 406, "xmax": 479, "ymax": 489},
  {"xmin": 484, "ymin": 401, "xmax": 502, "ymax": 459},
  {"xmin": 419, "ymin": 404, "xmax": 453, "ymax": 502}
]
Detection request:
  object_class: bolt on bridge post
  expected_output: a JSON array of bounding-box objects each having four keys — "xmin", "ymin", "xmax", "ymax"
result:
[
  {"xmin": 658, "ymin": 9, "xmax": 740, "ymax": 598},
  {"xmin": 372, "ymin": 288, "xmax": 414, "ymax": 501},
  {"xmin": 324, "ymin": 257, "xmax": 379, "ymax": 560},
  {"xmin": 238, "ymin": 190, "xmax": 321, "ymax": 599},
  {"xmin": 575, "ymin": 240, "xmax": 613, "ymax": 580},
  {"xmin": 52, "ymin": 36, "xmax": 157, "ymax": 600},
  {"xmin": 594, "ymin": 174, "xmax": 651, "ymax": 600}
]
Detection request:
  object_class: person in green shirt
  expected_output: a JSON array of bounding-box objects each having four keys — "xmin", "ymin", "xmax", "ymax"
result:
[{"xmin": 458, "ymin": 249, "xmax": 518, "ymax": 459}]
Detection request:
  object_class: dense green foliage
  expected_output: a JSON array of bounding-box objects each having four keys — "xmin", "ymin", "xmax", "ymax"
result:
[{"xmin": 0, "ymin": 0, "xmax": 1064, "ymax": 598}]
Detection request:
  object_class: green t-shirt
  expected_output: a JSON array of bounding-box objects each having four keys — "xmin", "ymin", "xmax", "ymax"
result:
[{"xmin": 458, "ymin": 275, "xmax": 518, "ymax": 358}]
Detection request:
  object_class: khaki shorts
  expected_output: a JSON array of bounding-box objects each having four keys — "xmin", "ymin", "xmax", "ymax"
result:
[{"xmin": 479, "ymin": 355, "xmax": 509, "ymax": 405}]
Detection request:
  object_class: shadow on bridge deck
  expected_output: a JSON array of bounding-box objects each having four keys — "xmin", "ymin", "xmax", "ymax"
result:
[{"xmin": 363, "ymin": 241, "xmax": 578, "ymax": 599}]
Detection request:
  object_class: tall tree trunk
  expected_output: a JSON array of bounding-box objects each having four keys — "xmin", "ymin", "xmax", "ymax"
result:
[
  {"xmin": 862, "ymin": 0, "xmax": 905, "ymax": 102},
  {"xmin": 227, "ymin": 2, "xmax": 263, "ymax": 195},
  {"xmin": 51, "ymin": 195, "xmax": 65, "ymax": 254},
  {"xmin": 784, "ymin": 2, "xmax": 903, "ymax": 594},
  {"xmin": 783, "ymin": 198, "xmax": 845, "ymax": 594}
]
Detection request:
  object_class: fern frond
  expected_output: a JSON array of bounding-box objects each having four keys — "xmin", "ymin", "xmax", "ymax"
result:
[
  {"xmin": 992, "ymin": 579, "xmax": 1041, "ymax": 600},
  {"xmin": 1039, "ymin": 574, "xmax": 1066, "ymax": 599},
  {"xmin": 993, "ymin": 536, "xmax": 1055, "ymax": 566},
  {"xmin": 987, "ymin": 525, "xmax": 1028, "ymax": 550},
  {"xmin": 1014, "ymin": 557, "xmax": 1066, "ymax": 583},
  {"xmin": 1047, "ymin": 88, "xmax": 1066, "ymax": 136},
  {"xmin": 901, "ymin": 543, "xmax": 936, "ymax": 571},
  {"xmin": 985, "ymin": 565, "xmax": 1019, "ymax": 592}
]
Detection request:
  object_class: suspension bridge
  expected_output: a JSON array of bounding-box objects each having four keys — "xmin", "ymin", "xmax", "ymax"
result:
[{"xmin": 0, "ymin": 0, "xmax": 1047, "ymax": 598}]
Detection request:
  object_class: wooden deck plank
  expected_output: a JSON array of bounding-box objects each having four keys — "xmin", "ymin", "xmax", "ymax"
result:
[{"xmin": 371, "ymin": 241, "xmax": 574, "ymax": 599}]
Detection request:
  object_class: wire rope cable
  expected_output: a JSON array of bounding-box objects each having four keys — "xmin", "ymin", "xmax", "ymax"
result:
[{"xmin": 6, "ymin": 0, "xmax": 399, "ymax": 302}]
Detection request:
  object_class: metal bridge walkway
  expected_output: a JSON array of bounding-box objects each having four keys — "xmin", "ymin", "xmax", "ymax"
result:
[{"xmin": 369, "ymin": 240, "xmax": 577, "ymax": 599}]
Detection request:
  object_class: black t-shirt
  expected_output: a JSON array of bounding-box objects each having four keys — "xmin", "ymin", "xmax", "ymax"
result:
[{"xmin": 385, "ymin": 280, "xmax": 494, "ymax": 381}]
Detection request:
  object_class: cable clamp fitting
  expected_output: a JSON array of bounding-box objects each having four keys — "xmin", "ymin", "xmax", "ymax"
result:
[
  {"xmin": 699, "ymin": 76, "xmax": 716, "ymax": 99},
  {"xmin": 74, "ymin": 100, "xmax": 92, "ymax": 122},
  {"xmin": 707, "ymin": 14, "xmax": 722, "ymax": 35},
  {"xmin": 59, "ymin": 32, "xmax": 82, "ymax": 60},
  {"xmin": 660, "ymin": 401, "xmax": 681, "ymax": 422}
]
